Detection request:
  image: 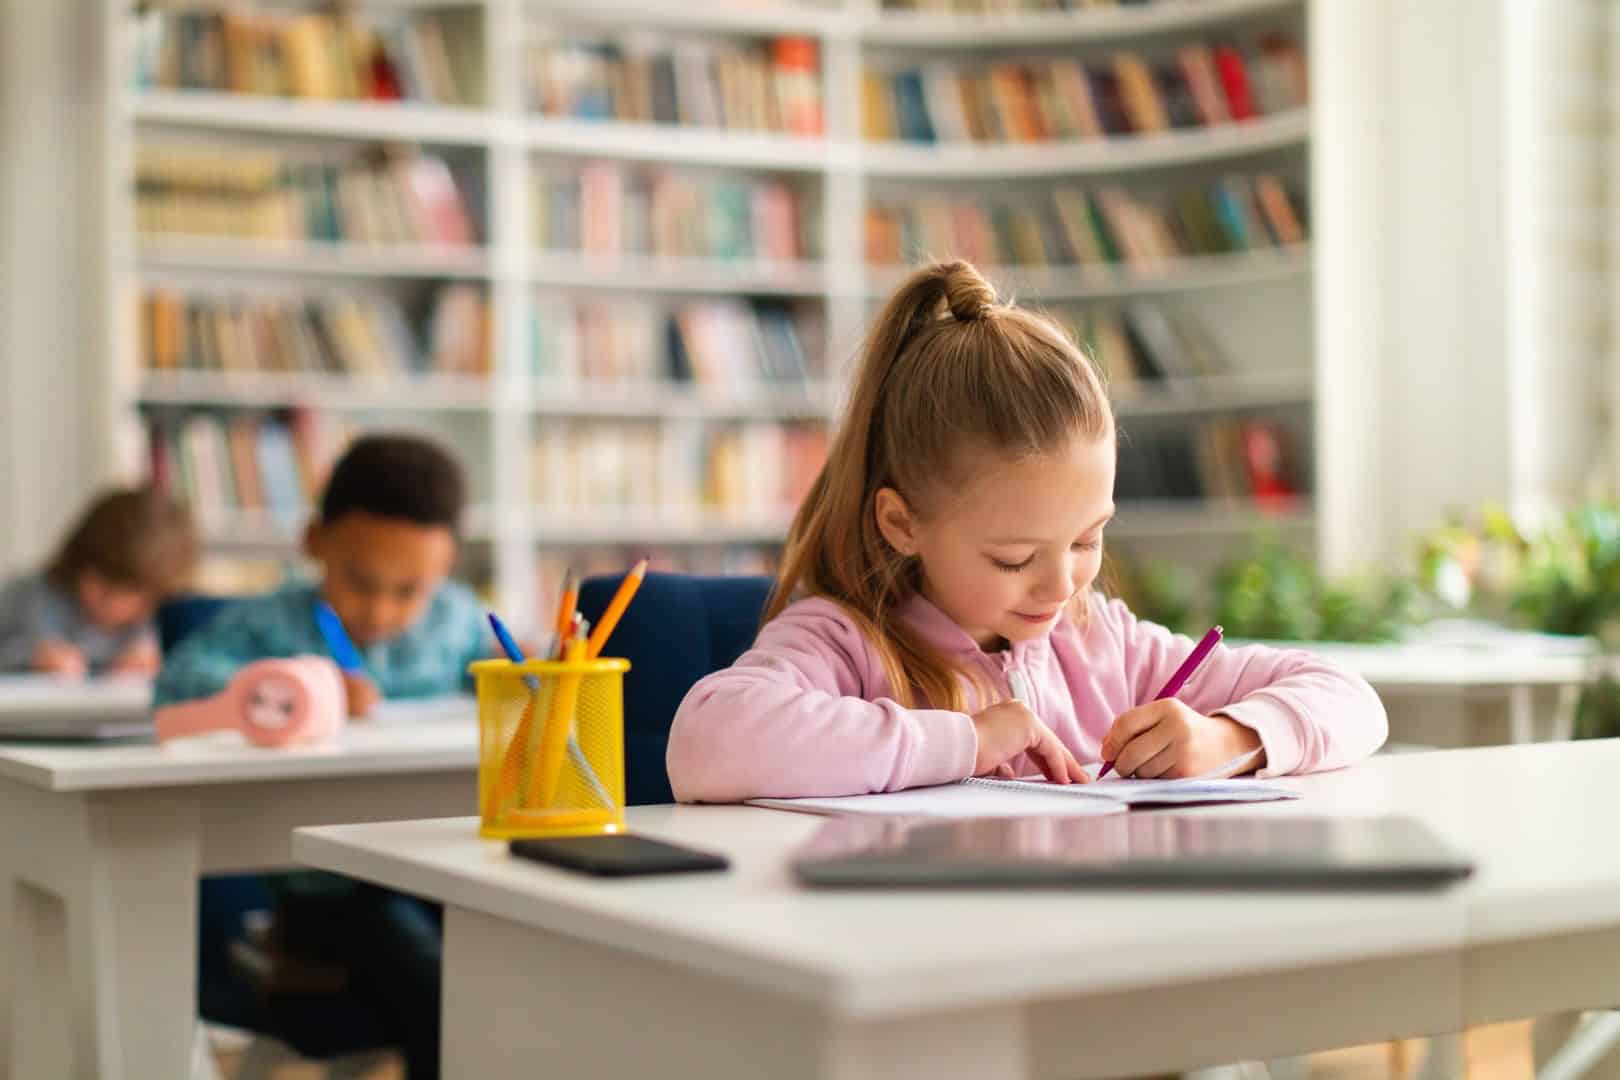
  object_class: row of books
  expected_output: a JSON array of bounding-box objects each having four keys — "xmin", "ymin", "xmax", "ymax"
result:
[
  {"xmin": 140, "ymin": 286, "xmax": 490, "ymax": 377},
  {"xmin": 863, "ymin": 37, "xmax": 1306, "ymax": 143},
  {"xmin": 527, "ymin": 35, "xmax": 823, "ymax": 135},
  {"xmin": 880, "ymin": 0, "xmax": 1164, "ymax": 9},
  {"xmin": 135, "ymin": 145, "xmax": 480, "ymax": 246},
  {"xmin": 145, "ymin": 410, "xmax": 352, "ymax": 522},
  {"xmin": 1116, "ymin": 419, "xmax": 1300, "ymax": 504},
  {"xmin": 865, "ymin": 173, "xmax": 1305, "ymax": 269},
  {"xmin": 530, "ymin": 421, "xmax": 828, "ymax": 515},
  {"xmin": 1061, "ymin": 304, "xmax": 1232, "ymax": 396},
  {"xmin": 131, "ymin": 8, "xmax": 482, "ymax": 105},
  {"xmin": 532, "ymin": 165, "xmax": 816, "ymax": 262},
  {"xmin": 532, "ymin": 299, "xmax": 823, "ymax": 387}
]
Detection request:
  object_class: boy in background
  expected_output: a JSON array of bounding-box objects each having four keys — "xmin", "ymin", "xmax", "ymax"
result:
[{"xmin": 156, "ymin": 432, "xmax": 489, "ymax": 712}]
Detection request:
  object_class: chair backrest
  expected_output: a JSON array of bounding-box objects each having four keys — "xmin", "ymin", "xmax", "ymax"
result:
[
  {"xmin": 577, "ymin": 572, "xmax": 772, "ymax": 806},
  {"xmin": 156, "ymin": 593, "xmax": 231, "ymax": 654}
]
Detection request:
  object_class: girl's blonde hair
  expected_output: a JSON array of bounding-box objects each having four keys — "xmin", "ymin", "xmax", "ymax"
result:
[{"xmin": 767, "ymin": 259, "xmax": 1114, "ymax": 711}]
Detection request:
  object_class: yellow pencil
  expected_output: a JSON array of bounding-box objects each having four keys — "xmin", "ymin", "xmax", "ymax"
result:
[
  {"xmin": 586, "ymin": 558, "xmax": 648, "ymax": 659},
  {"xmin": 533, "ymin": 620, "xmax": 588, "ymax": 806},
  {"xmin": 552, "ymin": 568, "xmax": 578, "ymax": 660}
]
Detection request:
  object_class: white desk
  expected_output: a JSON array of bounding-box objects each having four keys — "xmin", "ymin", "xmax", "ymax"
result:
[
  {"xmin": 1279, "ymin": 628, "xmax": 1599, "ymax": 745},
  {"xmin": 297, "ymin": 741, "xmax": 1620, "ymax": 1080},
  {"xmin": 0, "ymin": 715, "xmax": 478, "ymax": 1080}
]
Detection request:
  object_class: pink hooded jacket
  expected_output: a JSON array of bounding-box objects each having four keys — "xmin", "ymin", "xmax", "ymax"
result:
[{"xmin": 667, "ymin": 592, "xmax": 1387, "ymax": 803}]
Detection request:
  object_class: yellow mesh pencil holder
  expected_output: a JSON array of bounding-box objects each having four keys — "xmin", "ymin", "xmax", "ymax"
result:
[{"xmin": 470, "ymin": 657, "xmax": 630, "ymax": 840}]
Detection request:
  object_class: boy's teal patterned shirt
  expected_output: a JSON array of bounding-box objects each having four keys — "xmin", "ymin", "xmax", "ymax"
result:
[{"xmin": 154, "ymin": 580, "xmax": 490, "ymax": 706}]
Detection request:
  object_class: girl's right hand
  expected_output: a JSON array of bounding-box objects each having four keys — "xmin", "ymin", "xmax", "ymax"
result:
[
  {"xmin": 970, "ymin": 701, "xmax": 1089, "ymax": 784},
  {"xmin": 33, "ymin": 640, "xmax": 87, "ymax": 678}
]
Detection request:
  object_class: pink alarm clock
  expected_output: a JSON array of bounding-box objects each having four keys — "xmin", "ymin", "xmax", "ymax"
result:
[{"xmin": 153, "ymin": 656, "xmax": 346, "ymax": 748}]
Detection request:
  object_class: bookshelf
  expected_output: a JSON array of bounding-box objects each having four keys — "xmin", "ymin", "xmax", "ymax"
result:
[{"xmin": 105, "ymin": 0, "xmax": 1315, "ymax": 629}]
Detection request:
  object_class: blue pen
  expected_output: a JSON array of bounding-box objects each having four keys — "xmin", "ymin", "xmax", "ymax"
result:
[
  {"xmin": 315, "ymin": 602, "xmax": 366, "ymax": 674},
  {"xmin": 487, "ymin": 612, "xmax": 615, "ymax": 810}
]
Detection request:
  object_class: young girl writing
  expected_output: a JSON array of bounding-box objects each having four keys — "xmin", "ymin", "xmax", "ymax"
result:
[
  {"xmin": 0, "ymin": 486, "xmax": 199, "ymax": 676},
  {"xmin": 667, "ymin": 260, "xmax": 1386, "ymax": 802}
]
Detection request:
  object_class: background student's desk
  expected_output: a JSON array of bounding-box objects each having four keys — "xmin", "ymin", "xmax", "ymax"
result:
[
  {"xmin": 1279, "ymin": 627, "xmax": 1598, "ymax": 746},
  {"xmin": 0, "ymin": 716, "xmax": 478, "ymax": 1080},
  {"xmin": 298, "ymin": 740, "xmax": 1620, "ymax": 1080}
]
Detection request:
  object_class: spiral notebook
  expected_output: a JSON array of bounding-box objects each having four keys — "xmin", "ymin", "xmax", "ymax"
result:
[{"xmin": 749, "ymin": 771, "xmax": 1299, "ymax": 820}]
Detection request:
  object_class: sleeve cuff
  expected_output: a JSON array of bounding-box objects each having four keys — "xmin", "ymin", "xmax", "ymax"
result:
[
  {"xmin": 1217, "ymin": 697, "xmax": 1304, "ymax": 777},
  {"xmin": 897, "ymin": 707, "xmax": 979, "ymax": 789}
]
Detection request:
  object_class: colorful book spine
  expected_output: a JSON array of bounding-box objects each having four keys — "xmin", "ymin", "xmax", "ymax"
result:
[
  {"xmin": 527, "ymin": 34, "xmax": 823, "ymax": 136},
  {"xmin": 865, "ymin": 174, "xmax": 1308, "ymax": 269},
  {"xmin": 139, "ymin": 286, "xmax": 491, "ymax": 377},
  {"xmin": 135, "ymin": 144, "xmax": 480, "ymax": 247},
  {"xmin": 131, "ymin": 7, "xmax": 484, "ymax": 106},
  {"xmin": 863, "ymin": 37, "xmax": 1307, "ymax": 144}
]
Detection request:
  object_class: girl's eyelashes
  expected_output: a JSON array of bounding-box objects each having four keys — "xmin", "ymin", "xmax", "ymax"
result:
[{"xmin": 989, "ymin": 537, "xmax": 1103, "ymax": 570}]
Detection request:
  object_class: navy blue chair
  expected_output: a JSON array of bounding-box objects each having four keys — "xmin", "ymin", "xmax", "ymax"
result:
[
  {"xmin": 155, "ymin": 593, "xmax": 229, "ymax": 655},
  {"xmin": 577, "ymin": 573, "xmax": 773, "ymax": 805}
]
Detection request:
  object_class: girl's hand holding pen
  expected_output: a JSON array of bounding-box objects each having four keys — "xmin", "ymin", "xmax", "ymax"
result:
[
  {"xmin": 1099, "ymin": 700, "xmax": 1263, "ymax": 780},
  {"xmin": 971, "ymin": 700, "xmax": 1089, "ymax": 784}
]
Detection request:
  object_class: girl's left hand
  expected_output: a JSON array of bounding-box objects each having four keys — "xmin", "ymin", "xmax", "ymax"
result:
[{"xmin": 1100, "ymin": 700, "xmax": 1264, "ymax": 779}]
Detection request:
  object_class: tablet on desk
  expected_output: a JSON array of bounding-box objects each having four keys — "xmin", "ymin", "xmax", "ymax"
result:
[
  {"xmin": 792, "ymin": 814, "xmax": 1475, "ymax": 890},
  {"xmin": 0, "ymin": 675, "xmax": 154, "ymax": 741}
]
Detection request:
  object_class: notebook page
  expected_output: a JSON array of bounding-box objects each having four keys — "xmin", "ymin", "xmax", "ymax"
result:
[
  {"xmin": 962, "ymin": 775, "xmax": 1298, "ymax": 806},
  {"xmin": 749, "ymin": 782, "xmax": 1127, "ymax": 819}
]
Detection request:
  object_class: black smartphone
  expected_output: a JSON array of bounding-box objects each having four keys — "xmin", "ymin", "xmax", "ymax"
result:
[{"xmin": 509, "ymin": 834, "xmax": 730, "ymax": 877}]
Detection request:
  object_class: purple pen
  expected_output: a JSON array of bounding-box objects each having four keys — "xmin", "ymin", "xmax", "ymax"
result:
[{"xmin": 1098, "ymin": 624, "xmax": 1224, "ymax": 779}]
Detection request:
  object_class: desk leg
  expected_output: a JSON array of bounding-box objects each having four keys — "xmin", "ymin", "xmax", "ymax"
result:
[
  {"xmin": 1509, "ymin": 686, "xmax": 1535, "ymax": 745},
  {"xmin": 3, "ymin": 786, "xmax": 199, "ymax": 1080},
  {"xmin": 1552, "ymin": 683, "xmax": 1582, "ymax": 743},
  {"xmin": 442, "ymin": 906, "xmax": 1026, "ymax": 1080}
]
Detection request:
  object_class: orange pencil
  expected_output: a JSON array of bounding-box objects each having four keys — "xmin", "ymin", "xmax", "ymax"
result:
[
  {"xmin": 552, "ymin": 568, "xmax": 578, "ymax": 659},
  {"xmin": 586, "ymin": 559, "xmax": 648, "ymax": 659}
]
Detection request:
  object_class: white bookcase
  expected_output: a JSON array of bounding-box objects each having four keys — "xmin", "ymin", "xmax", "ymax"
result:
[{"xmin": 102, "ymin": 0, "xmax": 1314, "ymax": 631}]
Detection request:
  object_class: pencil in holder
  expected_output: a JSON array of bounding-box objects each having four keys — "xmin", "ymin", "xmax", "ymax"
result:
[{"xmin": 469, "ymin": 656, "xmax": 630, "ymax": 840}]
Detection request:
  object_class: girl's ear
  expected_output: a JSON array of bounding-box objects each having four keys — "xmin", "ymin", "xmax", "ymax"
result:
[{"xmin": 874, "ymin": 487, "xmax": 920, "ymax": 556}]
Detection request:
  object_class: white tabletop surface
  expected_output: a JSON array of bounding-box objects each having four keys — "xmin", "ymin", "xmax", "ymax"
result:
[
  {"xmin": 0, "ymin": 698, "xmax": 477, "ymax": 791},
  {"xmin": 295, "ymin": 739, "xmax": 1620, "ymax": 1020}
]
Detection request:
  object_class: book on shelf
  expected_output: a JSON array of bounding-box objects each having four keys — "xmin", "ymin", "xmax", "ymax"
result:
[
  {"xmin": 863, "ymin": 36, "xmax": 1306, "ymax": 144},
  {"xmin": 532, "ymin": 163, "xmax": 817, "ymax": 262},
  {"xmin": 135, "ymin": 143, "xmax": 482, "ymax": 247},
  {"xmin": 1115, "ymin": 419, "xmax": 1302, "ymax": 506},
  {"xmin": 145, "ymin": 409, "xmax": 353, "ymax": 525},
  {"xmin": 526, "ymin": 32, "xmax": 823, "ymax": 135},
  {"xmin": 529, "ymin": 421, "xmax": 828, "ymax": 518},
  {"xmin": 131, "ymin": 7, "xmax": 484, "ymax": 106},
  {"xmin": 1055, "ymin": 303, "xmax": 1235, "ymax": 399},
  {"xmin": 530, "ymin": 298, "xmax": 824, "ymax": 390},
  {"xmin": 866, "ymin": 172, "xmax": 1307, "ymax": 271},
  {"xmin": 879, "ymin": 0, "xmax": 1170, "ymax": 10},
  {"xmin": 139, "ymin": 285, "xmax": 491, "ymax": 379}
]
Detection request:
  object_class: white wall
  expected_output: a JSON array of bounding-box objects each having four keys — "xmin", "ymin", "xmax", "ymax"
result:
[
  {"xmin": 0, "ymin": 0, "xmax": 119, "ymax": 574},
  {"xmin": 1315, "ymin": 0, "xmax": 1616, "ymax": 577},
  {"xmin": 1504, "ymin": 0, "xmax": 1613, "ymax": 516}
]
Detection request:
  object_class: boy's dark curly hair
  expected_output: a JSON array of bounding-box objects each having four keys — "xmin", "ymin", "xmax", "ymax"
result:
[{"xmin": 319, "ymin": 433, "xmax": 466, "ymax": 532}]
